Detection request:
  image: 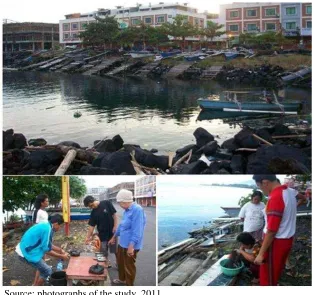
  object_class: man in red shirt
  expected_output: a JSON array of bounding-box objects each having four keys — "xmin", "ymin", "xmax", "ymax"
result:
[{"xmin": 252, "ymin": 175, "xmax": 297, "ymax": 286}]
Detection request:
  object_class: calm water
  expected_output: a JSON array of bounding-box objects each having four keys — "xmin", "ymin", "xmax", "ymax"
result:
[
  {"xmin": 158, "ymin": 184, "xmax": 252, "ymax": 249},
  {"xmin": 3, "ymin": 71, "xmax": 311, "ymax": 152}
]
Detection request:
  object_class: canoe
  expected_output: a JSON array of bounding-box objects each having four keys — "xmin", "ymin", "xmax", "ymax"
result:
[{"xmin": 197, "ymin": 98, "xmax": 301, "ymax": 113}]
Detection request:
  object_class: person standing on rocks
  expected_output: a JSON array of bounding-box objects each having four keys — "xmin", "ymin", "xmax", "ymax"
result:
[
  {"xmin": 253, "ymin": 175, "xmax": 297, "ymax": 286},
  {"xmin": 15, "ymin": 214, "xmax": 70, "ymax": 286},
  {"xmin": 84, "ymin": 195, "xmax": 118, "ymax": 268},
  {"xmin": 239, "ymin": 190, "xmax": 265, "ymax": 242},
  {"xmin": 108, "ymin": 189, "xmax": 146, "ymax": 286}
]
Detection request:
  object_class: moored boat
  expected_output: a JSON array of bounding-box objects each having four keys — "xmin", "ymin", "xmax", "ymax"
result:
[
  {"xmin": 129, "ymin": 51, "xmax": 155, "ymax": 58},
  {"xmin": 197, "ymin": 91, "xmax": 302, "ymax": 114}
]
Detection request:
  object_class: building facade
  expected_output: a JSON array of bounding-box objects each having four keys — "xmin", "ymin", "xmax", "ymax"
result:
[
  {"xmin": 3, "ymin": 21, "xmax": 59, "ymax": 52},
  {"xmin": 59, "ymin": 3, "xmax": 209, "ymax": 46},
  {"xmin": 219, "ymin": 2, "xmax": 311, "ymax": 45},
  {"xmin": 134, "ymin": 176, "xmax": 156, "ymax": 207},
  {"xmin": 107, "ymin": 182, "xmax": 135, "ymax": 202}
]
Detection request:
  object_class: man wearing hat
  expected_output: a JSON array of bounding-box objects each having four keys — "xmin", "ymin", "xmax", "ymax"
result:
[
  {"xmin": 252, "ymin": 175, "xmax": 297, "ymax": 286},
  {"xmin": 109, "ymin": 189, "xmax": 146, "ymax": 286}
]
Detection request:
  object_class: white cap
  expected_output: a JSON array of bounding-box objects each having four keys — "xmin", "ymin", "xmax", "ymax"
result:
[{"xmin": 116, "ymin": 189, "xmax": 133, "ymax": 202}]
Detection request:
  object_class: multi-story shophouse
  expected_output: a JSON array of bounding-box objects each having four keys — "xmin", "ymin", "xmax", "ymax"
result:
[
  {"xmin": 3, "ymin": 21, "xmax": 59, "ymax": 52},
  {"xmin": 134, "ymin": 176, "xmax": 156, "ymax": 207},
  {"xmin": 59, "ymin": 3, "xmax": 211, "ymax": 47},
  {"xmin": 218, "ymin": 2, "xmax": 311, "ymax": 47}
]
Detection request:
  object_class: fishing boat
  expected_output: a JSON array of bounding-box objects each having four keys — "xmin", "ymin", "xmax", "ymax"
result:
[
  {"xmin": 160, "ymin": 50, "xmax": 182, "ymax": 58},
  {"xmin": 24, "ymin": 207, "xmax": 91, "ymax": 221},
  {"xmin": 129, "ymin": 51, "xmax": 155, "ymax": 58},
  {"xmin": 184, "ymin": 53, "xmax": 208, "ymax": 61},
  {"xmin": 197, "ymin": 90, "xmax": 302, "ymax": 114}
]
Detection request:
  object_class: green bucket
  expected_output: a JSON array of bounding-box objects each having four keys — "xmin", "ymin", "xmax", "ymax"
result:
[{"xmin": 220, "ymin": 259, "xmax": 244, "ymax": 277}]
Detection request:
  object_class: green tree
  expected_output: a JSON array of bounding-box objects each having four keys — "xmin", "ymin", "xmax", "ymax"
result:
[
  {"xmin": 79, "ymin": 16, "xmax": 120, "ymax": 48},
  {"xmin": 161, "ymin": 15, "xmax": 198, "ymax": 51},
  {"xmin": 238, "ymin": 192, "xmax": 267, "ymax": 207},
  {"xmin": 3, "ymin": 176, "xmax": 87, "ymax": 212},
  {"xmin": 200, "ymin": 21, "xmax": 225, "ymax": 45}
]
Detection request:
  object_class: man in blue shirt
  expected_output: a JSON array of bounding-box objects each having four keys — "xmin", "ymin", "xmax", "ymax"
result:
[
  {"xmin": 15, "ymin": 214, "xmax": 70, "ymax": 286},
  {"xmin": 109, "ymin": 189, "xmax": 146, "ymax": 286}
]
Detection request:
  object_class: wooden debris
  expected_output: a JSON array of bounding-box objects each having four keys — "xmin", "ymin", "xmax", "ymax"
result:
[
  {"xmin": 172, "ymin": 149, "xmax": 193, "ymax": 167},
  {"xmin": 272, "ymin": 134, "xmax": 308, "ymax": 139},
  {"xmin": 54, "ymin": 150, "xmax": 77, "ymax": 175},
  {"xmin": 252, "ymin": 133, "xmax": 273, "ymax": 146}
]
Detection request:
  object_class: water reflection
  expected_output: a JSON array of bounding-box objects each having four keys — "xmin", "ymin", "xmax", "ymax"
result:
[{"xmin": 3, "ymin": 71, "xmax": 311, "ymax": 151}]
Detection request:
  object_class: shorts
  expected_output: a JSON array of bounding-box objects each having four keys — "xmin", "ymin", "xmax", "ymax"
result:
[
  {"xmin": 17, "ymin": 254, "xmax": 52, "ymax": 280},
  {"xmin": 101, "ymin": 240, "xmax": 117, "ymax": 257}
]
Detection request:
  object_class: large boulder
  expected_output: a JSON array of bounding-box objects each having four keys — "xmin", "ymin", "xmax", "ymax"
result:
[
  {"xmin": 28, "ymin": 150, "xmax": 63, "ymax": 169},
  {"xmin": 170, "ymin": 161, "xmax": 208, "ymax": 174},
  {"xmin": 221, "ymin": 138, "xmax": 240, "ymax": 153},
  {"xmin": 176, "ymin": 144, "xmax": 198, "ymax": 157},
  {"xmin": 247, "ymin": 145, "xmax": 310, "ymax": 174},
  {"xmin": 13, "ymin": 133, "xmax": 27, "ymax": 149},
  {"xmin": 112, "ymin": 135, "xmax": 124, "ymax": 150},
  {"xmin": 97, "ymin": 151, "xmax": 136, "ymax": 175},
  {"xmin": 80, "ymin": 166, "xmax": 115, "ymax": 175},
  {"xmin": 94, "ymin": 139, "xmax": 116, "ymax": 153},
  {"xmin": 196, "ymin": 141, "xmax": 218, "ymax": 156},
  {"xmin": 271, "ymin": 124, "xmax": 291, "ymax": 136},
  {"xmin": 230, "ymin": 155, "xmax": 246, "ymax": 174},
  {"xmin": 234, "ymin": 128, "xmax": 260, "ymax": 148},
  {"xmin": 193, "ymin": 127, "xmax": 215, "ymax": 148}
]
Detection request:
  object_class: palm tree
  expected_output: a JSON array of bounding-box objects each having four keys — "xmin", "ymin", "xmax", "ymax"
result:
[{"xmin": 200, "ymin": 21, "xmax": 225, "ymax": 47}]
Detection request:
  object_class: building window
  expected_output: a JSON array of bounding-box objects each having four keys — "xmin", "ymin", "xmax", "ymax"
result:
[
  {"xmin": 306, "ymin": 5, "xmax": 312, "ymax": 15},
  {"xmin": 247, "ymin": 24, "xmax": 258, "ymax": 31},
  {"xmin": 229, "ymin": 24, "xmax": 239, "ymax": 32},
  {"xmin": 266, "ymin": 23, "xmax": 276, "ymax": 31},
  {"xmin": 63, "ymin": 23, "xmax": 69, "ymax": 31},
  {"xmin": 168, "ymin": 15, "xmax": 172, "ymax": 18},
  {"xmin": 80, "ymin": 22, "xmax": 88, "ymax": 30},
  {"xmin": 71, "ymin": 23, "xmax": 78, "ymax": 30},
  {"xmin": 72, "ymin": 33, "xmax": 78, "ymax": 38},
  {"xmin": 230, "ymin": 11, "xmax": 239, "ymax": 18},
  {"xmin": 286, "ymin": 7, "xmax": 296, "ymax": 15},
  {"xmin": 265, "ymin": 8, "xmax": 276, "ymax": 16},
  {"xmin": 306, "ymin": 21, "xmax": 312, "ymax": 28},
  {"xmin": 131, "ymin": 18, "xmax": 141, "ymax": 25},
  {"xmin": 157, "ymin": 16, "xmax": 165, "ymax": 23},
  {"xmin": 247, "ymin": 9, "xmax": 257, "ymax": 17},
  {"xmin": 285, "ymin": 22, "xmax": 296, "ymax": 30},
  {"xmin": 144, "ymin": 17, "xmax": 152, "ymax": 24}
]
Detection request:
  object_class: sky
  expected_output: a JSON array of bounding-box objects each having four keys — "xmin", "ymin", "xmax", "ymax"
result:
[
  {"xmin": 80, "ymin": 175, "xmax": 140, "ymax": 188},
  {"xmin": 157, "ymin": 175, "xmax": 286, "ymax": 186},
  {"xmin": 1, "ymin": 0, "xmax": 230, "ymax": 23}
]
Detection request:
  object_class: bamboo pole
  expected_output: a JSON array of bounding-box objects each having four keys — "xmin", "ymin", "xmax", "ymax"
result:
[
  {"xmin": 272, "ymin": 134, "xmax": 308, "ymax": 139},
  {"xmin": 252, "ymin": 134, "xmax": 273, "ymax": 146},
  {"xmin": 173, "ymin": 149, "xmax": 193, "ymax": 167},
  {"xmin": 54, "ymin": 150, "xmax": 77, "ymax": 175},
  {"xmin": 168, "ymin": 152, "xmax": 176, "ymax": 167},
  {"xmin": 235, "ymin": 148, "xmax": 258, "ymax": 152}
]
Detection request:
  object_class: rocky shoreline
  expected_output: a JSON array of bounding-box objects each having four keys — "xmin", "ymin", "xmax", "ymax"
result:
[{"xmin": 3, "ymin": 121, "xmax": 311, "ymax": 175}]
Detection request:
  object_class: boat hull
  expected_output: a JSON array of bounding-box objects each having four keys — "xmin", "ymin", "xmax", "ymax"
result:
[
  {"xmin": 197, "ymin": 98, "xmax": 301, "ymax": 113},
  {"xmin": 130, "ymin": 52, "xmax": 155, "ymax": 58}
]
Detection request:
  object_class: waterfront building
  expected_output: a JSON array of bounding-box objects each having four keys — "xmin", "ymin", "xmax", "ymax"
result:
[
  {"xmin": 86, "ymin": 186, "xmax": 108, "ymax": 201},
  {"xmin": 59, "ymin": 3, "xmax": 214, "ymax": 47},
  {"xmin": 218, "ymin": 2, "xmax": 312, "ymax": 47},
  {"xmin": 107, "ymin": 182, "xmax": 135, "ymax": 202},
  {"xmin": 3, "ymin": 20, "xmax": 59, "ymax": 52},
  {"xmin": 134, "ymin": 176, "xmax": 156, "ymax": 207}
]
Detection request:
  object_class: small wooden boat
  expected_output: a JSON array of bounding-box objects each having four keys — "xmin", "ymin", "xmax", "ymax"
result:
[
  {"xmin": 197, "ymin": 91, "xmax": 302, "ymax": 114},
  {"xmin": 129, "ymin": 51, "xmax": 155, "ymax": 58}
]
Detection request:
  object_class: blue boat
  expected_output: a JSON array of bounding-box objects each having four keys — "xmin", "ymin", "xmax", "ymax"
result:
[
  {"xmin": 160, "ymin": 50, "xmax": 182, "ymax": 58},
  {"xmin": 184, "ymin": 53, "xmax": 208, "ymax": 61},
  {"xmin": 25, "ymin": 208, "xmax": 91, "ymax": 221},
  {"xmin": 197, "ymin": 91, "xmax": 301, "ymax": 114}
]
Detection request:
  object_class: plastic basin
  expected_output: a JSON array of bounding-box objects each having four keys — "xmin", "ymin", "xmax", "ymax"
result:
[{"xmin": 220, "ymin": 259, "xmax": 244, "ymax": 277}]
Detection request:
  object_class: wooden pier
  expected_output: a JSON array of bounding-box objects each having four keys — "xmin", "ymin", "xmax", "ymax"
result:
[
  {"xmin": 82, "ymin": 58, "xmax": 122, "ymax": 76},
  {"xmin": 105, "ymin": 61, "xmax": 138, "ymax": 76},
  {"xmin": 165, "ymin": 63, "xmax": 192, "ymax": 78},
  {"xmin": 20, "ymin": 57, "xmax": 61, "ymax": 71},
  {"xmin": 38, "ymin": 57, "xmax": 69, "ymax": 71},
  {"xmin": 133, "ymin": 61, "xmax": 161, "ymax": 77},
  {"xmin": 200, "ymin": 66, "xmax": 223, "ymax": 80}
]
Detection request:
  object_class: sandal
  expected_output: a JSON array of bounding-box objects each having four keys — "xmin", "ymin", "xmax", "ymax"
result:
[{"xmin": 112, "ymin": 279, "xmax": 126, "ymax": 285}]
